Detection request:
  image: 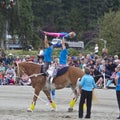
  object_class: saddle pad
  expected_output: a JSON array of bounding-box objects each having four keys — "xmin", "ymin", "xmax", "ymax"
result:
[{"xmin": 56, "ymin": 66, "xmax": 69, "ymax": 77}]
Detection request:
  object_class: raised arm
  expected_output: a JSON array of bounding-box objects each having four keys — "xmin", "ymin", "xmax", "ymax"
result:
[
  {"xmin": 62, "ymin": 37, "xmax": 66, "ymax": 49},
  {"xmin": 44, "ymin": 35, "xmax": 49, "ymax": 48}
]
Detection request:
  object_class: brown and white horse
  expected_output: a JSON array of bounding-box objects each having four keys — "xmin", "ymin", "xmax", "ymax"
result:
[{"xmin": 14, "ymin": 62, "xmax": 84, "ymax": 112}]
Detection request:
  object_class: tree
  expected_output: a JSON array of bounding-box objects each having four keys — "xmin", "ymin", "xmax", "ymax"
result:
[
  {"xmin": 16, "ymin": 0, "xmax": 33, "ymax": 48},
  {"xmin": 98, "ymin": 10, "xmax": 120, "ymax": 55},
  {"xmin": 0, "ymin": 0, "xmax": 16, "ymax": 49}
]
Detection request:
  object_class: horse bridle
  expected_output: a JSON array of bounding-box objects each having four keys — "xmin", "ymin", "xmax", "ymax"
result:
[{"xmin": 15, "ymin": 62, "xmax": 25, "ymax": 80}]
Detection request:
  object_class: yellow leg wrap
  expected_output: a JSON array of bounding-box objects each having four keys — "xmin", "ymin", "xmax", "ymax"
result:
[
  {"xmin": 51, "ymin": 101, "xmax": 56, "ymax": 109},
  {"xmin": 30, "ymin": 102, "xmax": 35, "ymax": 111},
  {"xmin": 69, "ymin": 98, "xmax": 76, "ymax": 108},
  {"xmin": 83, "ymin": 102, "xmax": 87, "ymax": 111}
]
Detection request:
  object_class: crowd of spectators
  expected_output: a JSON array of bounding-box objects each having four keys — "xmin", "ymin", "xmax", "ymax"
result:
[
  {"xmin": 67, "ymin": 53, "xmax": 120, "ymax": 88},
  {"xmin": 0, "ymin": 53, "xmax": 34, "ymax": 85},
  {"xmin": 0, "ymin": 47, "xmax": 120, "ymax": 88}
]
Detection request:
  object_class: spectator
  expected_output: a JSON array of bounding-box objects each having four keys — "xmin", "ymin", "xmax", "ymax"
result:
[
  {"xmin": 0, "ymin": 62, "xmax": 6, "ymax": 74},
  {"xmin": 94, "ymin": 44, "xmax": 99, "ymax": 55},
  {"xmin": 19, "ymin": 73, "xmax": 31, "ymax": 86},
  {"xmin": 98, "ymin": 59, "xmax": 106, "ymax": 73},
  {"xmin": 114, "ymin": 55, "xmax": 120, "ymax": 66},
  {"xmin": 90, "ymin": 52, "xmax": 94, "ymax": 59},
  {"xmin": 25, "ymin": 55, "xmax": 34, "ymax": 62},
  {"xmin": 102, "ymin": 48, "xmax": 108, "ymax": 59},
  {"xmin": 5, "ymin": 53, "xmax": 14, "ymax": 65},
  {"xmin": 106, "ymin": 67, "xmax": 118, "ymax": 87},
  {"xmin": 97, "ymin": 65, "xmax": 110, "ymax": 88},
  {"xmin": 0, "ymin": 71, "xmax": 4, "ymax": 85},
  {"xmin": 4, "ymin": 64, "xmax": 15, "ymax": 85},
  {"xmin": 15, "ymin": 56, "xmax": 21, "ymax": 63},
  {"xmin": 115, "ymin": 64, "xmax": 120, "ymax": 119},
  {"xmin": 37, "ymin": 47, "xmax": 44, "ymax": 62},
  {"xmin": 0, "ymin": 48, "xmax": 5, "ymax": 63},
  {"xmin": 90, "ymin": 65, "xmax": 102, "ymax": 83}
]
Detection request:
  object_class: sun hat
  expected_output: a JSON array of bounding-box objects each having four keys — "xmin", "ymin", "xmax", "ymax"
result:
[
  {"xmin": 8, "ymin": 53, "xmax": 13, "ymax": 56},
  {"xmin": 26, "ymin": 55, "xmax": 30, "ymax": 58},
  {"xmin": 114, "ymin": 55, "xmax": 118, "ymax": 59},
  {"xmin": 117, "ymin": 64, "xmax": 120, "ymax": 68}
]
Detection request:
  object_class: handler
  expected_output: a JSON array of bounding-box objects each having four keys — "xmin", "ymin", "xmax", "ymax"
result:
[{"xmin": 79, "ymin": 67, "xmax": 97, "ymax": 119}]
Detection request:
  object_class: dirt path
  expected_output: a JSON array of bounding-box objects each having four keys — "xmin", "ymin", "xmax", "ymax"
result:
[{"xmin": 0, "ymin": 86, "xmax": 118, "ymax": 120}]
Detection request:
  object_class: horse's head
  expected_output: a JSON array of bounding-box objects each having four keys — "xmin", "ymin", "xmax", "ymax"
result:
[{"xmin": 14, "ymin": 62, "xmax": 27, "ymax": 84}]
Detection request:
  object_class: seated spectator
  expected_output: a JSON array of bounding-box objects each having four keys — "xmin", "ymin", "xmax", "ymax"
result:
[
  {"xmin": 0, "ymin": 62, "xmax": 6, "ymax": 73},
  {"xmin": 4, "ymin": 64, "xmax": 15, "ymax": 85},
  {"xmin": 96, "ymin": 66, "xmax": 111, "ymax": 88},
  {"xmin": 114, "ymin": 55, "xmax": 119, "ymax": 63},
  {"xmin": 25, "ymin": 55, "xmax": 34, "ymax": 62},
  {"xmin": 4, "ymin": 72, "xmax": 12, "ymax": 85},
  {"xmin": 5, "ymin": 53, "xmax": 14, "ymax": 65},
  {"xmin": 90, "ymin": 65, "xmax": 103, "ymax": 88},
  {"xmin": 0, "ymin": 71, "xmax": 4, "ymax": 85},
  {"xmin": 106, "ymin": 67, "xmax": 118, "ymax": 87},
  {"xmin": 15, "ymin": 56, "xmax": 21, "ymax": 63},
  {"xmin": 19, "ymin": 73, "xmax": 31, "ymax": 86}
]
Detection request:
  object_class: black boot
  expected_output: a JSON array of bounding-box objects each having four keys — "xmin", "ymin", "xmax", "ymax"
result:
[
  {"xmin": 85, "ymin": 116, "xmax": 90, "ymax": 119},
  {"xmin": 85, "ymin": 114, "xmax": 90, "ymax": 119},
  {"xmin": 116, "ymin": 116, "xmax": 120, "ymax": 119},
  {"xmin": 43, "ymin": 71, "xmax": 49, "ymax": 76}
]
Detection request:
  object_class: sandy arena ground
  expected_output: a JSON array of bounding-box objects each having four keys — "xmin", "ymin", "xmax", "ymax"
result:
[{"xmin": 0, "ymin": 85, "xmax": 119, "ymax": 120}]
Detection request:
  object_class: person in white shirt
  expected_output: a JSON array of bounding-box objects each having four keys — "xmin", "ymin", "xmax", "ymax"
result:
[{"xmin": 94, "ymin": 44, "xmax": 99, "ymax": 54}]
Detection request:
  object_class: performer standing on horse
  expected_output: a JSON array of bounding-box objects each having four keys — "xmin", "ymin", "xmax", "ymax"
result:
[
  {"xmin": 49, "ymin": 37, "xmax": 69, "ymax": 83},
  {"xmin": 59, "ymin": 37, "xmax": 69, "ymax": 67},
  {"xmin": 42, "ymin": 34, "xmax": 53, "ymax": 76},
  {"xmin": 49, "ymin": 37, "xmax": 69, "ymax": 102}
]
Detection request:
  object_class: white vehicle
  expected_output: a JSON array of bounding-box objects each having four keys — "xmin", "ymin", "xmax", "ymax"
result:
[
  {"xmin": 51, "ymin": 38, "xmax": 62, "ymax": 48},
  {"xmin": 51, "ymin": 38, "xmax": 84, "ymax": 49}
]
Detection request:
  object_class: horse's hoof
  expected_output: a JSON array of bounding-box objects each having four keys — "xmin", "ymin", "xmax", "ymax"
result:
[
  {"xmin": 68, "ymin": 108, "xmax": 73, "ymax": 112},
  {"xmin": 27, "ymin": 108, "xmax": 33, "ymax": 112},
  {"xmin": 50, "ymin": 108, "xmax": 56, "ymax": 112}
]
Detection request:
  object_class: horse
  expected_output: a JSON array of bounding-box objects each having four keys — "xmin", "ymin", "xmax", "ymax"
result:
[{"xmin": 14, "ymin": 62, "xmax": 84, "ymax": 112}]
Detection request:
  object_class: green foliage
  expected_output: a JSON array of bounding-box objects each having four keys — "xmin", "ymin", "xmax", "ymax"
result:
[
  {"xmin": 1, "ymin": 0, "xmax": 120, "ymax": 54},
  {"xmin": 5, "ymin": 49, "xmax": 38, "ymax": 57},
  {"xmin": 98, "ymin": 10, "xmax": 120, "ymax": 55},
  {"xmin": 52, "ymin": 48, "xmax": 80, "ymax": 58},
  {"xmin": 17, "ymin": 0, "xmax": 34, "ymax": 43},
  {"xmin": 68, "ymin": 48, "xmax": 80, "ymax": 56}
]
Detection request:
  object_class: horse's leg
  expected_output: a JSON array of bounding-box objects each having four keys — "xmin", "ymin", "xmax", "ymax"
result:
[
  {"xmin": 68, "ymin": 96, "xmax": 78, "ymax": 112},
  {"xmin": 43, "ymin": 89, "xmax": 56, "ymax": 111},
  {"xmin": 27, "ymin": 85, "xmax": 42, "ymax": 112},
  {"xmin": 68, "ymin": 86, "xmax": 80, "ymax": 112}
]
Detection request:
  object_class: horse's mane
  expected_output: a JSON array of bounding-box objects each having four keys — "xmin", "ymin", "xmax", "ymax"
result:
[
  {"xmin": 18, "ymin": 62, "xmax": 84, "ymax": 77},
  {"xmin": 18, "ymin": 62, "xmax": 42, "ymax": 74},
  {"xmin": 19, "ymin": 62, "xmax": 41, "ymax": 66}
]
